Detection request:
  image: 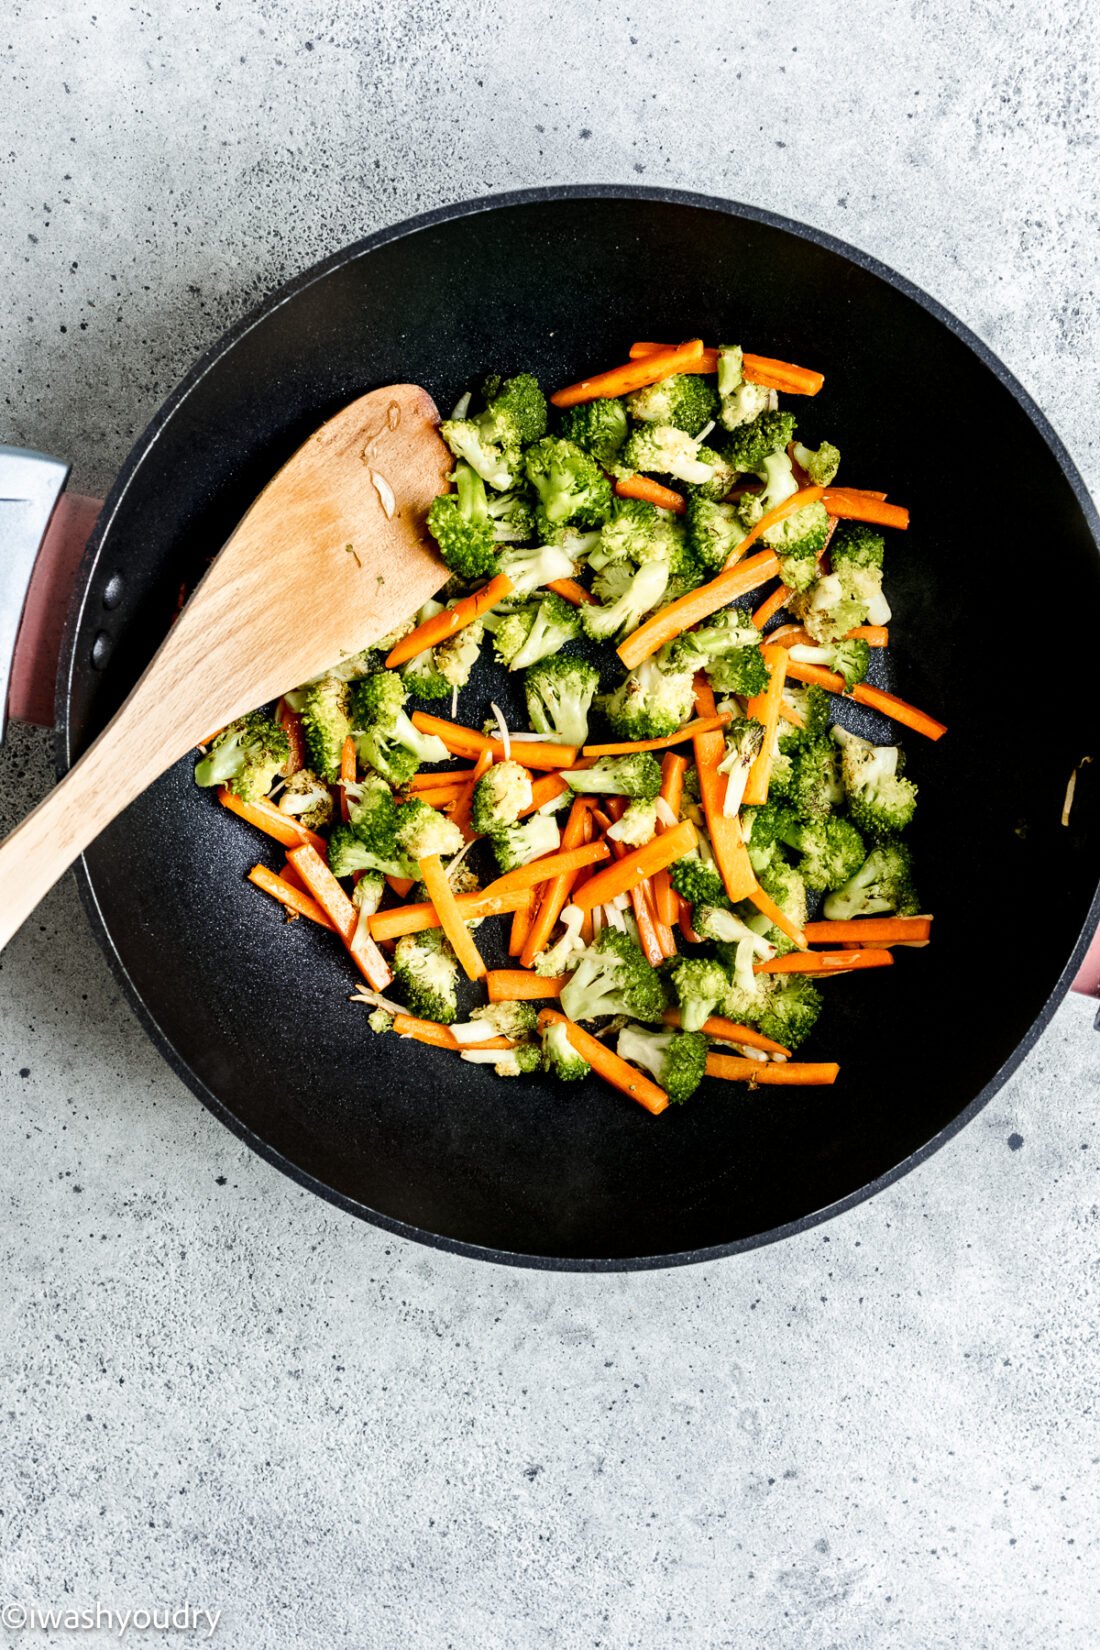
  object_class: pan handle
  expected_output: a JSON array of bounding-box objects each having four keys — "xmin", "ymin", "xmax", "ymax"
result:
[{"xmin": 0, "ymin": 446, "xmax": 101, "ymax": 737}]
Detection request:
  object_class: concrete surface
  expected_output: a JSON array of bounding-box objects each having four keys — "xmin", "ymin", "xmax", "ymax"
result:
[{"xmin": 2, "ymin": 1, "xmax": 1099, "ymax": 1644}]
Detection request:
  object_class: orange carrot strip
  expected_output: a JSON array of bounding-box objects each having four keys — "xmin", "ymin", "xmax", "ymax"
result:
[
  {"xmin": 279, "ymin": 856, "xmax": 310, "ymax": 892},
  {"xmin": 822, "ymin": 490, "xmax": 909, "ymax": 531},
  {"xmin": 617, "ymin": 547, "xmax": 783, "ymax": 671},
  {"xmin": 546, "ymin": 577, "xmax": 596, "ymax": 605},
  {"xmin": 847, "ymin": 625, "xmax": 889, "ymax": 646},
  {"xmin": 486, "ymin": 971, "xmax": 568, "ymax": 1001},
  {"xmin": 629, "ymin": 879, "xmax": 666, "ymax": 966},
  {"xmin": 755, "ymin": 948, "xmax": 893, "ymax": 975},
  {"xmin": 485, "ymin": 840, "xmax": 611, "ymax": 898},
  {"xmin": 551, "ymin": 339, "xmax": 705, "ymax": 409},
  {"xmin": 678, "ymin": 894, "xmax": 702, "ymax": 944},
  {"xmin": 347, "ymin": 913, "xmax": 396, "ymax": 990},
  {"xmin": 287, "ymin": 843, "xmax": 393, "ymax": 988},
  {"xmin": 537, "ymin": 1010, "xmax": 669, "ymax": 1115},
  {"xmin": 571, "ymin": 819, "xmax": 696, "ymax": 912},
  {"xmin": 778, "ymin": 701, "xmax": 805, "ymax": 729},
  {"xmin": 850, "ymin": 684, "xmax": 948, "ymax": 742},
  {"xmin": 745, "ymin": 882, "xmax": 807, "ymax": 950},
  {"xmin": 654, "ymin": 753, "xmax": 688, "ymax": 922},
  {"xmin": 804, "ymin": 917, "xmax": 932, "ymax": 945},
  {"xmin": 660, "ymin": 751, "xmax": 688, "ymax": 816},
  {"xmin": 581, "ymin": 715, "xmax": 729, "ymax": 757},
  {"xmin": 391, "ymin": 1013, "xmax": 513, "ymax": 1053},
  {"xmin": 692, "ymin": 678, "xmax": 757, "ymax": 903},
  {"xmin": 417, "ymin": 853, "xmax": 486, "ymax": 981},
  {"xmin": 276, "ymin": 700, "xmax": 307, "ymax": 776},
  {"xmin": 519, "ymin": 796, "xmax": 591, "ymax": 968},
  {"xmin": 368, "ymin": 887, "xmax": 532, "ymax": 942},
  {"xmin": 509, "ymin": 895, "xmax": 535, "ymax": 958},
  {"xmin": 446, "ymin": 747, "xmax": 493, "ymax": 843},
  {"xmin": 661, "ymin": 1006, "xmax": 790, "ymax": 1056},
  {"xmin": 518, "ymin": 759, "xmax": 596, "ymax": 817},
  {"xmin": 386, "ymin": 575, "xmax": 515, "ymax": 667},
  {"xmin": 628, "ymin": 341, "xmax": 825, "ymax": 396},
  {"xmin": 752, "ymin": 582, "xmax": 790, "ymax": 630},
  {"xmin": 743, "ymin": 643, "xmax": 789, "ymax": 806},
  {"xmin": 218, "ymin": 788, "xmax": 327, "ymax": 854},
  {"xmin": 413, "ymin": 784, "xmax": 472, "ymax": 809},
  {"xmin": 248, "ymin": 864, "xmax": 337, "ymax": 930},
  {"xmin": 407, "ymin": 767, "xmax": 478, "ymax": 789},
  {"xmin": 339, "ymin": 734, "xmax": 356, "ymax": 823},
  {"xmin": 410, "ymin": 712, "xmax": 579, "ymax": 771},
  {"xmin": 651, "ymin": 888, "xmax": 678, "ymax": 959},
  {"xmin": 652, "ymin": 867, "xmax": 676, "ymax": 929},
  {"xmin": 386, "ymin": 874, "xmax": 414, "ymax": 897},
  {"xmin": 628, "ymin": 341, "xmax": 718, "ymax": 370},
  {"xmin": 614, "ymin": 474, "xmax": 687, "ymax": 515},
  {"xmin": 784, "ymin": 657, "xmax": 847, "ymax": 694},
  {"xmin": 705, "ymin": 1053, "xmax": 839, "ymax": 1086}
]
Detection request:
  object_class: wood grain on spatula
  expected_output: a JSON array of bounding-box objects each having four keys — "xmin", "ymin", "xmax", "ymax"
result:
[{"xmin": 0, "ymin": 383, "xmax": 453, "ymax": 950}]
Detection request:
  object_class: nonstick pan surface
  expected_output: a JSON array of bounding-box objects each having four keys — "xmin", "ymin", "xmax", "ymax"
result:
[{"xmin": 59, "ymin": 187, "xmax": 1100, "ymax": 1268}]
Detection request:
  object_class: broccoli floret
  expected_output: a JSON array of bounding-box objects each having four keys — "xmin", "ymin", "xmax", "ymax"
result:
[
  {"xmin": 524, "ymin": 655, "xmax": 600, "ymax": 747},
  {"xmin": 439, "ymin": 374, "xmax": 548, "ymax": 493},
  {"xmin": 400, "ymin": 601, "xmax": 452, "ymax": 700},
  {"xmin": 778, "ymin": 685, "xmax": 831, "ymax": 749},
  {"xmin": 494, "ymin": 592, "xmax": 581, "ymax": 672},
  {"xmin": 393, "ymin": 928, "xmax": 459, "ymax": 1023},
  {"xmin": 558, "ymin": 398, "xmax": 630, "ymax": 467},
  {"xmin": 684, "ymin": 445, "xmax": 740, "ymax": 502},
  {"xmin": 830, "ymin": 522, "xmax": 885, "ymax": 572},
  {"xmin": 789, "ymin": 737, "xmax": 845, "ymax": 823},
  {"xmin": 692, "ymin": 904, "xmax": 771, "ymax": 949},
  {"xmin": 600, "ymin": 656, "xmax": 697, "ymax": 740},
  {"xmin": 195, "ymin": 710, "xmax": 290, "ymax": 801},
  {"xmin": 439, "ymin": 419, "xmax": 516, "ymax": 493},
  {"xmin": 755, "ymin": 856, "xmax": 809, "ymax": 946},
  {"xmin": 780, "ymin": 815, "xmax": 866, "ymax": 891},
  {"xmin": 734, "ymin": 450, "xmax": 800, "ymax": 527},
  {"xmin": 535, "ymin": 905, "xmax": 587, "ymax": 977},
  {"xmin": 368, "ymin": 1008, "xmax": 394, "ymax": 1036},
  {"xmin": 716, "ymin": 345, "xmax": 744, "ymax": 396},
  {"xmin": 790, "ymin": 563, "xmax": 889, "ymax": 643},
  {"xmin": 670, "ymin": 857, "xmax": 731, "ymax": 913},
  {"xmin": 277, "ymin": 766, "xmax": 334, "ymax": 831},
  {"xmin": 669, "ymin": 956, "xmax": 730, "ymax": 1032},
  {"xmin": 757, "ymin": 975, "xmax": 823, "ymax": 1052},
  {"xmin": 713, "ymin": 717, "xmax": 766, "ymax": 815},
  {"xmin": 706, "ymin": 647, "xmax": 770, "ymax": 697},
  {"xmin": 762, "ymin": 499, "xmax": 832, "ymax": 583},
  {"xmin": 616, "ymin": 1023, "xmax": 707, "ymax": 1105},
  {"xmin": 620, "ymin": 425, "xmax": 725, "ymax": 487},
  {"xmin": 434, "ymin": 620, "xmax": 484, "ymax": 691},
  {"xmin": 559, "ymin": 927, "xmax": 665, "ymax": 1023},
  {"xmin": 480, "ymin": 371, "xmax": 548, "ymax": 446},
  {"xmin": 350, "ymin": 672, "xmax": 450, "ymax": 785},
  {"xmin": 725, "ymin": 409, "xmax": 797, "ymax": 474},
  {"xmin": 590, "ymin": 497, "xmax": 687, "ymax": 571},
  {"xmin": 523, "ymin": 436, "xmax": 612, "ymax": 529},
  {"xmin": 663, "ymin": 604, "xmax": 760, "ymax": 672},
  {"xmin": 426, "ymin": 463, "xmax": 499, "ymax": 579},
  {"xmin": 491, "ymin": 813, "xmax": 561, "ymax": 872},
  {"xmin": 396, "ymin": 797, "xmax": 465, "ymax": 862},
  {"xmin": 607, "ymin": 799, "xmax": 658, "ymax": 847},
  {"xmin": 299, "ymin": 677, "xmax": 352, "ymax": 783},
  {"xmin": 461, "ymin": 1043, "xmax": 543, "ymax": 1077},
  {"xmin": 716, "ymin": 937, "xmax": 775, "ymax": 1025},
  {"xmin": 485, "ymin": 487, "xmax": 537, "ymax": 543},
  {"xmin": 581, "ymin": 559, "xmax": 671, "ymax": 643},
  {"xmin": 834, "ymin": 726, "xmax": 917, "ymax": 837},
  {"xmin": 541, "ymin": 1017, "xmax": 591, "ymax": 1081},
  {"xmin": 562, "ymin": 752, "xmax": 663, "ymax": 800},
  {"xmin": 792, "ymin": 439, "xmax": 841, "ymax": 486},
  {"xmin": 790, "ymin": 638, "xmax": 870, "ymax": 690},
  {"xmin": 352, "ymin": 870, "xmax": 387, "ymax": 918},
  {"xmin": 451, "ymin": 1002, "xmax": 540, "ymax": 1042},
  {"xmin": 684, "ymin": 495, "xmax": 747, "ymax": 576},
  {"xmin": 823, "ymin": 840, "xmax": 919, "ymax": 920},
  {"xmin": 471, "ymin": 760, "xmax": 533, "ymax": 834},
  {"xmin": 740, "ymin": 799, "xmax": 790, "ymax": 868},
  {"xmin": 626, "ymin": 374, "xmax": 719, "ymax": 436},
  {"xmin": 719, "ymin": 380, "xmax": 774, "ymax": 432},
  {"xmin": 328, "ymin": 821, "xmax": 412, "ymax": 881},
  {"xmin": 768, "ymin": 748, "xmax": 795, "ymax": 801},
  {"xmin": 497, "ymin": 542, "xmax": 577, "ymax": 598}
]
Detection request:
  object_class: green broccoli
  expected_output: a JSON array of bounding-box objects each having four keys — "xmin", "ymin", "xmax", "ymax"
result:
[
  {"xmin": 352, "ymin": 871, "xmax": 387, "ymax": 919},
  {"xmin": 195, "ymin": 710, "xmax": 290, "ymax": 802},
  {"xmin": 491, "ymin": 813, "xmax": 561, "ymax": 872},
  {"xmin": 558, "ymin": 398, "xmax": 629, "ymax": 467},
  {"xmin": 367, "ymin": 1007, "xmax": 394, "ymax": 1035},
  {"xmin": 719, "ymin": 380, "xmax": 774, "ymax": 432},
  {"xmin": 541, "ymin": 1017, "xmax": 591, "ymax": 1081},
  {"xmin": 395, "ymin": 797, "xmax": 465, "ymax": 862},
  {"xmin": 461, "ymin": 1044, "xmax": 543, "ymax": 1077},
  {"xmin": 757, "ymin": 975, "xmax": 823, "ymax": 1052},
  {"xmin": 780, "ymin": 815, "xmax": 866, "ymax": 891},
  {"xmin": 393, "ymin": 927, "xmax": 460, "ymax": 1022},
  {"xmin": 717, "ymin": 937, "xmax": 775, "ymax": 1026},
  {"xmin": 788, "ymin": 737, "xmax": 845, "ymax": 823},
  {"xmin": 706, "ymin": 646, "xmax": 770, "ymax": 698},
  {"xmin": 607, "ymin": 799, "xmax": 658, "ymax": 847},
  {"xmin": 450, "ymin": 1002, "xmax": 539, "ymax": 1043},
  {"xmin": 492, "ymin": 592, "xmax": 580, "ymax": 672},
  {"xmin": 831, "ymin": 522, "xmax": 885, "ymax": 572},
  {"xmin": 581, "ymin": 559, "xmax": 671, "ymax": 643},
  {"xmin": 834, "ymin": 726, "xmax": 917, "ymax": 836},
  {"xmin": 670, "ymin": 856, "xmax": 730, "ymax": 914},
  {"xmin": 616, "ymin": 1023, "xmax": 707, "ymax": 1104},
  {"xmin": 589, "ymin": 497, "xmax": 687, "ymax": 571},
  {"xmin": 559, "ymin": 927, "xmax": 665, "ymax": 1023},
  {"xmin": 823, "ymin": 840, "xmax": 919, "ymax": 921},
  {"xmin": 778, "ymin": 685, "xmax": 831, "ymax": 749},
  {"xmin": 439, "ymin": 373, "xmax": 547, "ymax": 491},
  {"xmin": 789, "ymin": 637, "xmax": 870, "ymax": 689},
  {"xmin": 479, "ymin": 371, "xmax": 548, "ymax": 445},
  {"xmin": 716, "ymin": 345, "xmax": 744, "ymax": 396},
  {"xmin": 426, "ymin": 462, "xmax": 499, "ymax": 579},
  {"xmin": 276, "ymin": 766, "xmax": 334, "ymax": 831},
  {"xmin": 400, "ymin": 601, "xmax": 452, "ymax": 700},
  {"xmin": 792, "ymin": 439, "xmax": 841, "ymax": 486},
  {"xmin": 663, "ymin": 605, "xmax": 761, "ymax": 675},
  {"xmin": 600, "ymin": 656, "xmax": 697, "ymax": 740},
  {"xmin": 471, "ymin": 760, "xmax": 533, "ymax": 835},
  {"xmin": 669, "ymin": 956, "xmax": 730, "ymax": 1032},
  {"xmin": 300, "ymin": 676, "xmax": 353, "ymax": 783},
  {"xmin": 714, "ymin": 717, "xmax": 766, "ymax": 815},
  {"xmin": 621, "ymin": 425, "xmax": 726, "ymax": 488},
  {"xmin": 523, "ymin": 436, "xmax": 612, "ymax": 530},
  {"xmin": 725, "ymin": 409, "xmax": 798, "ymax": 474},
  {"xmin": 684, "ymin": 495, "xmax": 747, "ymax": 575},
  {"xmin": 485, "ymin": 487, "xmax": 537, "ymax": 543},
  {"xmin": 328, "ymin": 821, "xmax": 413, "ymax": 881},
  {"xmin": 625, "ymin": 374, "xmax": 719, "ymax": 436},
  {"xmin": 740, "ymin": 800, "xmax": 790, "ymax": 872},
  {"xmin": 762, "ymin": 499, "xmax": 833, "ymax": 592},
  {"xmin": 350, "ymin": 672, "xmax": 450, "ymax": 785},
  {"xmin": 497, "ymin": 542, "xmax": 577, "ymax": 598},
  {"xmin": 683, "ymin": 445, "xmax": 740, "ymax": 503},
  {"xmin": 692, "ymin": 903, "xmax": 773, "ymax": 949},
  {"xmin": 534, "ymin": 905, "xmax": 587, "ymax": 977},
  {"xmin": 562, "ymin": 752, "xmax": 663, "ymax": 800},
  {"xmin": 433, "ymin": 621, "xmax": 484, "ymax": 691},
  {"xmin": 789, "ymin": 563, "xmax": 888, "ymax": 643},
  {"xmin": 752, "ymin": 857, "xmax": 808, "ymax": 951},
  {"xmin": 524, "ymin": 655, "xmax": 600, "ymax": 747}
]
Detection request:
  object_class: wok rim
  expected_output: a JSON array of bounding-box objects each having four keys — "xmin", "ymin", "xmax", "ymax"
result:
[{"xmin": 56, "ymin": 183, "xmax": 1100, "ymax": 1271}]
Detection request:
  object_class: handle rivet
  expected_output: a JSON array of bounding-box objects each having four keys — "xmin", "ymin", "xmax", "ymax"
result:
[
  {"xmin": 102, "ymin": 573, "xmax": 124, "ymax": 610},
  {"xmin": 91, "ymin": 631, "xmax": 112, "ymax": 669}
]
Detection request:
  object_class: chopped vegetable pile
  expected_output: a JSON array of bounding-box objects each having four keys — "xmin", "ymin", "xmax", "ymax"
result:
[{"xmin": 196, "ymin": 337, "xmax": 945, "ymax": 1115}]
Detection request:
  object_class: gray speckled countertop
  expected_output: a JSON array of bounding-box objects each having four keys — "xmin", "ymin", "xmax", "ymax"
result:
[{"xmin": 2, "ymin": 3, "xmax": 1099, "ymax": 1645}]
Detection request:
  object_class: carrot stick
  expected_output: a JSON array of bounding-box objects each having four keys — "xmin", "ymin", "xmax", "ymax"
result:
[
  {"xmin": 822, "ymin": 489, "xmax": 909, "ymax": 531},
  {"xmin": 660, "ymin": 751, "xmax": 688, "ymax": 817},
  {"xmin": 287, "ymin": 843, "xmax": 393, "ymax": 988},
  {"xmin": 653, "ymin": 753, "xmax": 687, "ymax": 924},
  {"xmin": 755, "ymin": 948, "xmax": 893, "ymax": 975},
  {"xmin": 417, "ymin": 853, "xmax": 486, "ymax": 981},
  {"xmin": 571, "ymin": 819, "xmax": 696, "ymax": 912},
  {"xmin": 581, "ymin": 715, "xmax": 729, "ymax": 757},
  {"xmin": 743, "ymin": 643, "xmax": 788, "ymax": 806},
  {"xmin": 218, "ymin": 788, "xmax": 327, "ymax": 855},
  {"xmin": 847, "ymin": 625, "xmax": 889, "ymax": 646},
  {"xmin": 410, "ymin": 712, "xmax": 580, "ymax": 771},
  {"xmin": 692, "ymin": 678, "xmax": 757, "ymax": 903},
  {"xmin": 752, "ymin": 582, "xmax": 790, "ymax": 630},
  {"xmin": 338, "ymin": 733, "xmax": 357, "ymax": 823},
  {"xmin": 276, "ymin": 700, "xmax": 307, "ymax": 775},
  {"xmin": 537, "ymin": 1009, "xmax": 669, "ymax": 1115},
  {"xmin": 279, "ymin": 856, "xmax": 310, "ymax": 892},
  {"xmin": 617, "ymin": 547, "xmax": 783, "ymax": 670},
  {"xmin": 368, "ymin": 887, "xmax": 532, "ymax": 942},
  {"xmin": 745, "ymin": 882, "xmax": 807, "ymax": 950},
  {"xmin": 614, "ymin": 474, "xmax": 687, "ymax": 515},
  {"xmin": 518, "ymin": 759, "xmax": 596, "ymax": 816},
  {"xmin": 778, "ymin": 701, "xmax": 805, "ymax": 729},
  {"xmin": 407, "ymin": 767, "xmax": 478, "ymax": 789},
  {"xmin": 649, "ymin": 887, "xmax": 678, "ymax": 959},
  {"xmin": 805, "ymin": 917, "xmax": 932, "ymax": 945},
  {"xmin": 545, "ymin": 577, "xmax": 596, "ymax": 605},
  {"xmin": 484, "ymin": 840, "xmax": 611, "ymax": 897},
  {"xmin": 446, "ymin": 747, "xmax": 493, "ymax": 843},
  {"xmin": 413, "ymin": 784, "xmax": 472, "ymax": 809},
  {"xmin": 509, "ymin": 895, "xmax": 535, "ymax": 958},
  {"xmin": 661, "ymin": 1006, "xmax": 790, "ymax": 1056},
  {"xmin": 550, "ymin": 338, "xmax": 706, "ymax": 409},
  {"xmin": 248, "ymin": 864, "xmax": 337, "ymax": 930},
  {"xmin": 519, "ymin": 796, "xmax": 591, "ymax": 968},
  {"xmin": 678, "ymin": 894, "xmax": 703, "ymax": 944},
  {"xmin": 784, "ymin": 657, "xmax": 847, "ymax": 694},
  {"xmin": 628, "ymin": 341, "xmax": 719, "ymax": 371},
  {"xmin": 628, "ymin": 341, "xmax": 825, "ymax": 396},
  {"xmin": 850, "ymin": 684, "xmax": 948, "ymax": 742},
  {"xmin": 704, "ymin": 1053, "xmax": 839, "ymax": 1086},
  {"xmin": 386, "ymin": 873, "xmax": 414, "ymax": 897},
  {"xmin": 391, "ymin": 1013, "xmax": 514, "ymax": 1053},
  {"xmin": 386, "ymin": 575, "xmax": 515, "ymax": 667},
  {"xmin": 629, "ymin": 879, "xmax": 666, "ymax": 965},
  {"xmin": 487, "ymin": 971, "xmax": 568, "ymax": 1001}
]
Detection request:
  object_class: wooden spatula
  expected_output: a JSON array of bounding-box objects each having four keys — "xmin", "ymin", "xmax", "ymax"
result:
[{"xmin": 0, "ymin": 384, "xmax": 453, "ymax": 950}]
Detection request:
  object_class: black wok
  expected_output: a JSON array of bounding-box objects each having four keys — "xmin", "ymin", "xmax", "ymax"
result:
[{"xmin": 33, "ymin": 187, "xmax": 1100, "ymax": 1267}]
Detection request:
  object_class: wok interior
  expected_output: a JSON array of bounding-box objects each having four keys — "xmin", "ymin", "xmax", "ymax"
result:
[{"xmin": 67, "ymin": 196, "xmax": 1100, "ymax": 1263}]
